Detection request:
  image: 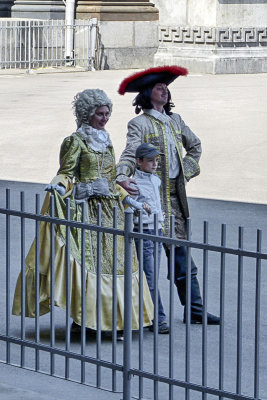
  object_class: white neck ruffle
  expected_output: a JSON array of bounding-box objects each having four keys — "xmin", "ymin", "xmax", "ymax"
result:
[{"xmin": 77, "ymin": 123, "xmax": 112, "ymax": 152}]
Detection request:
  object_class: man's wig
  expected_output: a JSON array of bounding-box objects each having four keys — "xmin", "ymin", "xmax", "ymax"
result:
[{"xmin": 73, "ymin": 89, "xmax": 113, "ymax": 128}]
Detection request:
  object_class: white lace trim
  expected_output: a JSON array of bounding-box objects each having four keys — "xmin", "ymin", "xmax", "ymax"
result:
[{"xmin": 77, "ymin": 123, "xmax": 112, "ymax": 152}]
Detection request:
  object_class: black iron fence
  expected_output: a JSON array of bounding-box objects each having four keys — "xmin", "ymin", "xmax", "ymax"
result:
[{"xmin": 0, "ymin": 188, "xmax": 266, "ymax": 400}]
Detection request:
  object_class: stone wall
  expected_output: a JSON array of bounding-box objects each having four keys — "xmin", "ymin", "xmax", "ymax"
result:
[
  {"xmin": 97, "ymin": 20, "xmax": 159, "ymax": 69},
  {"xmin": 75, "ymin": 1, "xmax": 159, "ymax": 69},
  {"xmin": 1, "ymin": 0, "xmax": 266, "ymax": 73},
  {"xmin": 6, "ymin": 0, "xmax": 66, "ymax": 19},
  {"xmin": 155, "ymin": 26, "xmax": 267, "ymax": 73},
  {"xmin": 154, "ymin": 0, "xmax": 267, "ymax": 74}
]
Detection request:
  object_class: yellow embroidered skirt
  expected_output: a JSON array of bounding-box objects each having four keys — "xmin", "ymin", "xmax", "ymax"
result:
[{"xmin": 12, "ymin": 189, "xmax": 153, "ymax": 331}]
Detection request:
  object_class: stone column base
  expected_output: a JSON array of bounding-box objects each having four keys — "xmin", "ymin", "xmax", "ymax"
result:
[
  {"xmin": 10, "ymin": 0, "xmax": 65, "ymax": 19},
  {"xmin": 155, "ymin": 26, "xmax": 267, "ymax": 74},
  {"xmin": 76, "ymin": 1, "xmax": 158, "ymax": 21},
  {"xmin": 97, "ymin": 20, "xmax": 158, "ymax": 69},
  {"xmin": 0, "ymin": 1, "xmax": 14, "ymax": 17}
]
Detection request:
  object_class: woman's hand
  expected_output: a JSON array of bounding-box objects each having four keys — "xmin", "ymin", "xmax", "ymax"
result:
[
  {"xmin": 117, "ymin": 179, "xmax": 139, "ymax": 196},
  {"xmin": 45, "ymin": 184, "xmax": 66, "ymax": 196},
  {"xmin": 142, "ymin": 202, "xmax": 151, "ymax": 215}
]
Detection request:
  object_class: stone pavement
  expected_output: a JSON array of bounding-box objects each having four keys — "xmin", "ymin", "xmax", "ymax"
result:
[
  {"xmin": 0, "ymin": 363, "xmax": 122, "ymax": 400},
  {"xmin": 0, "ymin": 68, "xmax": 267, "ymax": 399},
  {"xmin": 0, "ymin": 68, "xmax": 267, "ymax": 204}
]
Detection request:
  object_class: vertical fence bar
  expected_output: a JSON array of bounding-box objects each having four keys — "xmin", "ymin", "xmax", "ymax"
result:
[
  {"xmin": 20, "ymin": 191, "xmax": 26, "ymax": 367},
  {"xmin": 32, "ymin": 21, "xmax": 36, "ymax": 69},
  {"xmin": 112, "ymin": 206, "xmax": 118, "ymax": 392},
  {"xmin": 9, "ymin": 22, "xmax": 12, "ymax": 68},
  {"xmin": 254, "ymin": 229, "xmax": 262, "ymax": 399},
  {"xmin": 169, "ymin": 215, "xmax": 175, "ymax": 400},
  {"xmin": 5, "ymin": 22, "xmax": 8, "ymax": 68},
  {"xmin": 37, "ymin": 21, "xmax": 40, "ymax": 68},
  {"xmin": 83, "ymin": 20, "xmax": 86, "ymax": 66},
  {"xmin": 90, "ymin": 18, "xmax": 97, "ymax": 70},
  {"xmin": 2, "ymin": 21, "xmax": 6, "ymax": 69},
  {"xmin": 55, "ymin": 20, "xmax": 58, "ymax": 67},
  {"xmin": 50, "ymin": 195, "xmax": 55, "ymax": 376},
  {"xmin": 54, "ymin": 19, "xmax": 57, "ymax": 64},
  {"xmin": 12, "ymin": 21, "xmax": 15, "ymax": 68},
  {"xmin": 81, "ymin": 201, "xmax": 86, "ymax": 384},
  {"xmin": 35, "ymin": 194, "xmax": 40, "ymax": 371},
  {"xmin": 2, "ymin": 21, "xmax": 4, "ymax": 68},
  {"xmin": 7, "ymin": 22, "xmax": 9, "ymax": 68},
  {"xmin": 236, "ymin": 226, "xmax": 244, "ymax": 395},
  {"xmin": 24, "ymin": 21, "xmax": 27, "ymax": 68},
  {"xmin": 6, "ymin": 189, "xmax": 11, "ymax": 364},
  {"xmin": 14, "ymin": 22, "xmax": 17, "ymax": 68},
  {"xmin": 50, "ymin": 20, "xmax": 53, "ymax": 66},
  {"xmin": 28, "ymin": 20, "xmax": 32, "ymax": 72},
  {"xmin": 185, "ymin": 218, "xmax": 192, "ymax": 400},
  {"xmin": 77, "ymin": 21, "xmax": 81, "ymax": 67},
  {"xmin": 123, "ymin": 208, "xmax": 133, "ymax": 400},
  {"xmin": 61, "ymin": 20, "xmax": 64, "ymax": 64},
  {"xmin": 153, "ymin": 214, "xmax": 159, "ymax": 400},
  {"xmin": 9, "ymin": 22, "xmax": 12, "ymax": 69},
  {"xmin": 219, "ymin": 224, "xmax": 226, "ymax": 400},
  {"xmin": 87, "ymin": 21, "xmax": 91, "ymax": 69},
  {"xmin": 96, "ymin": 203, "xmax": 102, "ymax": 388},
  {"xmin": 0, "ymin": 22, "xmax": 2, "ymax": 69},
  {"xmin": 41, "ymin": 20, "xmax": 44, "ymax": 66},
  {"xmin": 137, "ymin": 210, "xmax": 144, "ymax": 400},
  {"xmin": 61, "ymin": 20, "xmax": 64, "ymax": 66},
  {"xmin": 0, "ymin": 21, "xmax": 1, "ymax": 65},
  {"xmin": 19, "ymin": 21, "xmax": 22, "ymax": 68},
  {"xmin": 202, "ymin": 221, "xmax": 208, "ymax": 400},
  {"xmin": 65, "ymin": 198, "xmax": 71, "ymax": 379},
  {"xmin": 46, "ymin": 22, "xmax": 49, "ymax": 67}
]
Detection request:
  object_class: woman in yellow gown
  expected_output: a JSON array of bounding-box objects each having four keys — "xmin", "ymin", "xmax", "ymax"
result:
[{"xmin": 12, "ymin": 89, "xmax": 153, "ymax": 333}]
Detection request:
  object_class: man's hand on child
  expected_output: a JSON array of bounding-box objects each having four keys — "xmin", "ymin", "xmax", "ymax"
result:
[{"xmin": 117, "ymin": 178, "xmax": 139, "ymax": 196}]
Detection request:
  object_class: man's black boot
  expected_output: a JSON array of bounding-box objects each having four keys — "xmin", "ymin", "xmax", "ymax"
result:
[
  {"xmin": 177, "ymin": 271, "xmax": 220, "ymax": 325},
  {"xmin": 183, "ymin": 311, "xmax": 220, "ymax": 325}
]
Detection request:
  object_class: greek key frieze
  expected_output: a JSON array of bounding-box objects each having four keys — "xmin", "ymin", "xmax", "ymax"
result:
[
  {"xmin": 194, "ymin": 27, "xmax": 216, "ymax": 44},
  {"xmin": 160, "ymin": 26, "xmax": 267, "ymax": 46},
  {"xmin": 257, "ymin": 28, "xmax": 267, "ymax": 43},
  {"xmin": 217, "ymin": 28, "xmax": 257, "ymax": 43},
  {"xmin": 159, "ymin": 27, "xmax": 173, "ymax": 42}
]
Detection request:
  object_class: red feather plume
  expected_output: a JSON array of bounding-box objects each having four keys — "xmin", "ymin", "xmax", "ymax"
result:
[{"xmin": 118, "ymin": 65, "xmax": 188, "ymax": 95}]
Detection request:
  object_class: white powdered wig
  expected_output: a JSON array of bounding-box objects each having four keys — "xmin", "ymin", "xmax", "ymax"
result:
[{"xmin": 72, "ymin": 89, "xmax": 113, "ymax": 128}]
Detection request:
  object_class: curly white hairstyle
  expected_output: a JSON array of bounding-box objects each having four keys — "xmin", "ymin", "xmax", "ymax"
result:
[{"xmin": 72, "ymin": 89, "xmax": 113, "ymax": 128}]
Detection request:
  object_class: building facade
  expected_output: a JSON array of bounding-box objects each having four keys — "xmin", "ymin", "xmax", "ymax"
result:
[{"xmin": 1, "ymin": 0, "xmax": 266, "ymax": 72}]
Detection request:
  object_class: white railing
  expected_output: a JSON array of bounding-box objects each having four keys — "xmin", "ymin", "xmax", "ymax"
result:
[{"xmin": 0, "ymin": 18, "xmax": 98, "ymax": 71}]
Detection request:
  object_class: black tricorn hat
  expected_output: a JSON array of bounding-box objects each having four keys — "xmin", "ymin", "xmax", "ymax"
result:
[{"xmin": 118, "ymin": 65, "xmax": 188, "ymax": 95}]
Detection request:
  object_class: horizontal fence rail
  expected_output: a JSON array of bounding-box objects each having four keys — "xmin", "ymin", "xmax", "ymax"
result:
[
  {"xmin": 0, "ymin": 188, "xmax": 266, "ymax": 400},
  {"xmin": 0, "ymin": 18, "xmax": 98, "ymax": 71}
]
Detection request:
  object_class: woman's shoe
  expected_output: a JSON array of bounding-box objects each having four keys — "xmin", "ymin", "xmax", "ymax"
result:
[
  {"xmin": 116, "ymin": 332, "xmax": 124, "ymax": 341},
  {"xmin": 71, "ymin": 321, "xmax": 81, "ymax": 333}
]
